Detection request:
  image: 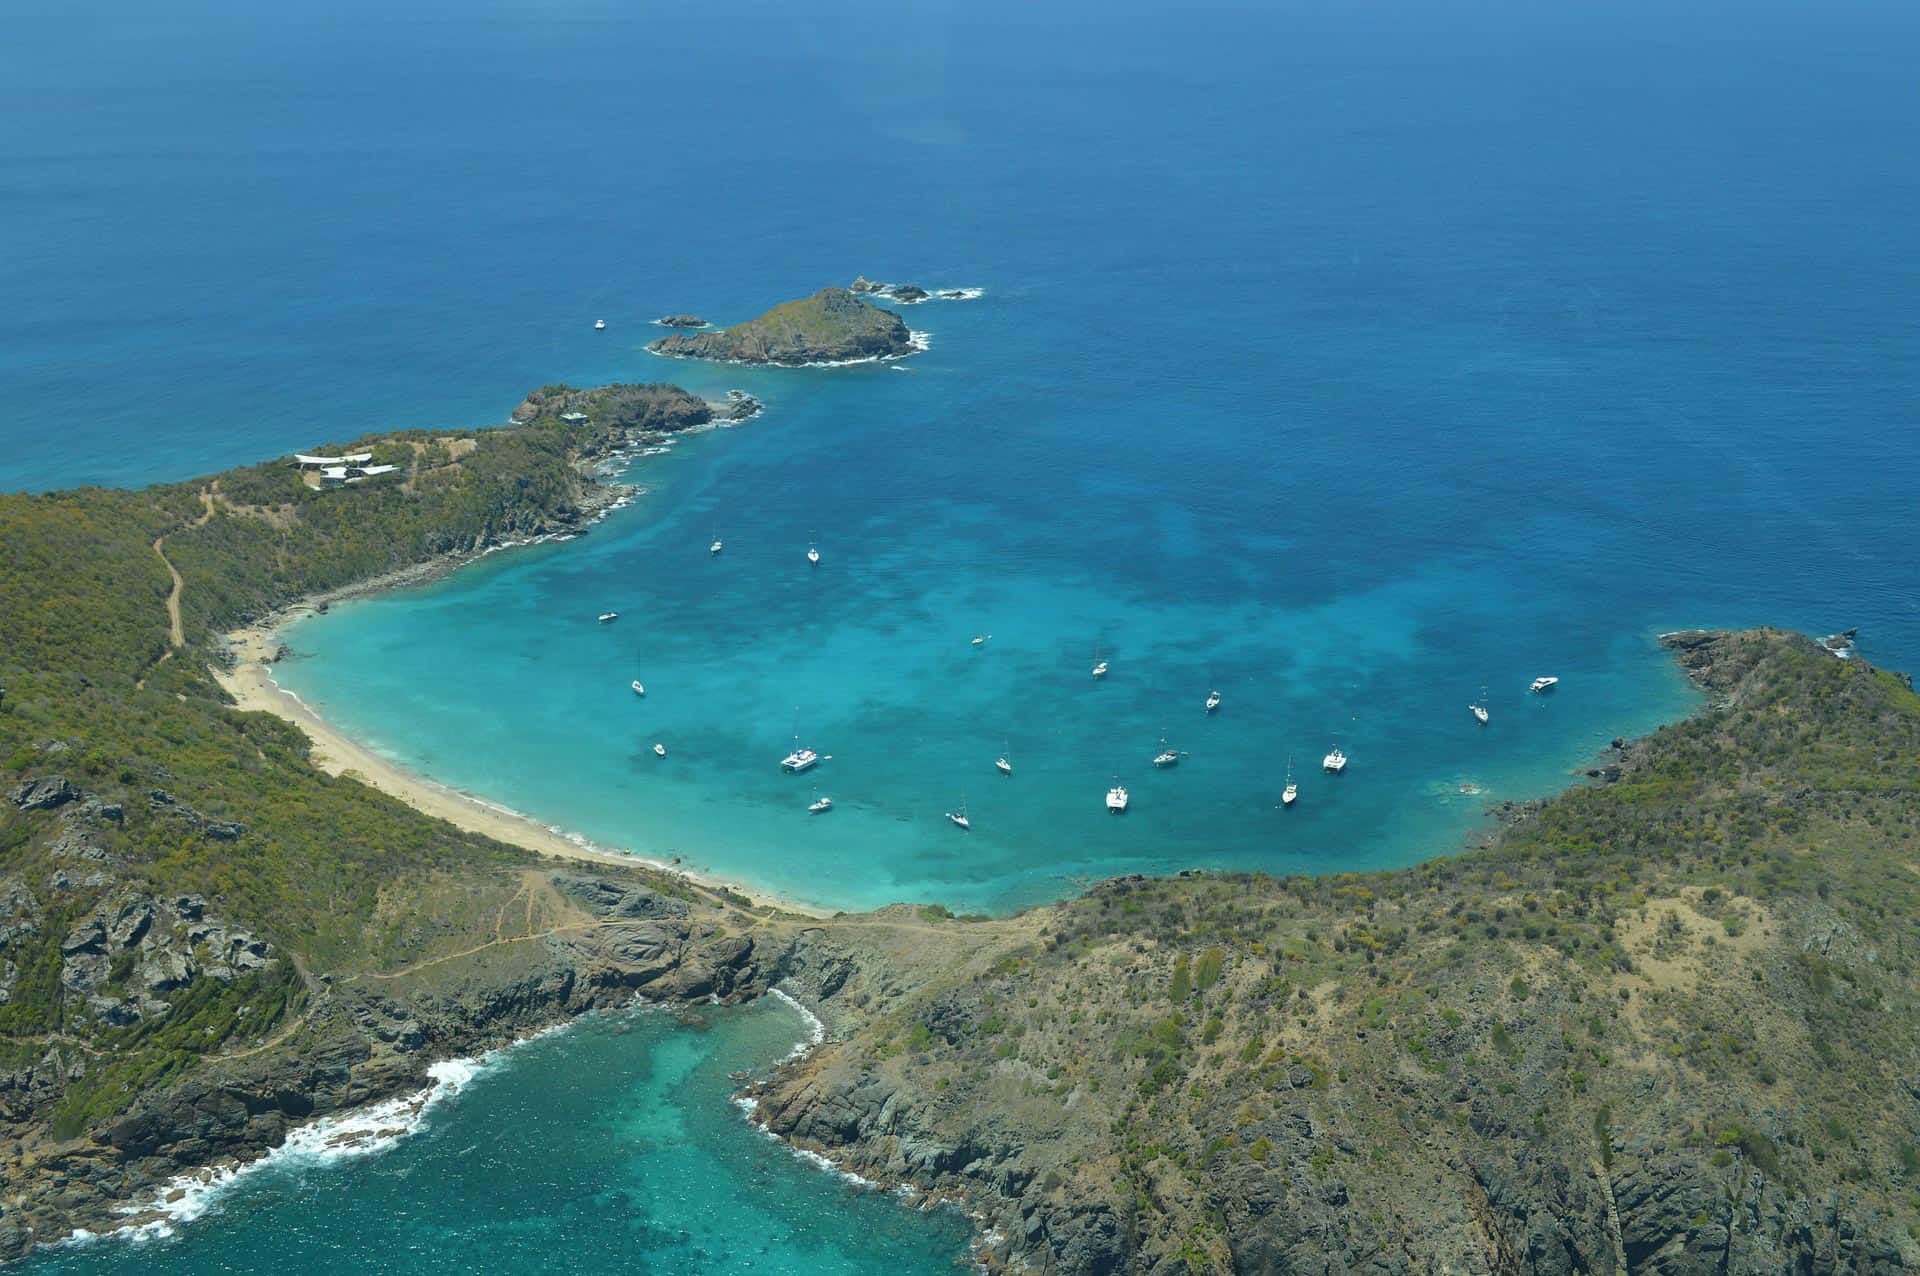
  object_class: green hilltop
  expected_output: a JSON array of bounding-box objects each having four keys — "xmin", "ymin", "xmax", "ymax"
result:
[{"xmin": 648, "ymin": 287, "xmax": 915, "ymax": 365}]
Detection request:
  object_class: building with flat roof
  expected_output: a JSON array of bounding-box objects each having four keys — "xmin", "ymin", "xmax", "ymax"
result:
[{"xmin": 294, "ymin": 452, "xmax": 374, "ymax": 469}]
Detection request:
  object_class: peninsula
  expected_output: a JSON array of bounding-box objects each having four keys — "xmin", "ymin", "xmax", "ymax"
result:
[
  {"xmin": 648, "ymin": 287, "xmax": 916, "ymax": 365},
  {"xmin": 2, "ymin": 395, "xmax": 1918, "ymax": 1271}
]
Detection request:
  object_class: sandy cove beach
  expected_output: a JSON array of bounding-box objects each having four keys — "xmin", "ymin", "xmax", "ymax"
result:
[{"xmin": 215, "ymin": 611, "xmax": 829, "ymax": 919}]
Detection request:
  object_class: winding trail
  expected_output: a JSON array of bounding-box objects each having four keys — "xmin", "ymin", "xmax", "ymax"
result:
[
  {"xmin": 155, "ymin": 536, "xmax": 186, "ymax": 649},
  {"xmin": 138, "ymin": 490, "xmax": 216, "ymax": 687}
]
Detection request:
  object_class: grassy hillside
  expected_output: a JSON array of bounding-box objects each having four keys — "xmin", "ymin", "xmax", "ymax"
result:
[
  {"xmin": 0, "ymin": 401, "xmax": 705, "ymax": 1163},
  {"xmin": 757, "ymin": 630, "xmax": 1920, "ymax": 1272}
]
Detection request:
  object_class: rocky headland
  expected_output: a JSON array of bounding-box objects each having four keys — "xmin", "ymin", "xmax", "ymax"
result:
[
  {"xmin": 648, "ymin": 287, "xmax": 915, "ymax": 365},
  {"xmin": 654, "ymin": 315, "xmax": 708, "ymax": 328},
  {"xmin": 740, "ymin": 629, "xmax": 1920, "ymax": 1274},
  {"xmin": 509, "ymin": 381, "xmax": 760, "ymax": 433}
]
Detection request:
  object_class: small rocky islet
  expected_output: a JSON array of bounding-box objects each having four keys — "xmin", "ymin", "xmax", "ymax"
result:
[{"xmin": 647, "ymin": 286, "xmax": 916, "ymax": 365}]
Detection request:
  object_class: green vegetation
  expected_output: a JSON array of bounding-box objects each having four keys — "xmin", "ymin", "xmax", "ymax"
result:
[
  {"xmin": 649, "ymin": 287, "xmax": 913, "ymax": 365},
  {"xmin": 0, "ymin": 402, "xmax": 676, "ymax": 1140},
  {"xmin": 764, "ymin": 630, "xmax": 1920, "ymax": 1269}
]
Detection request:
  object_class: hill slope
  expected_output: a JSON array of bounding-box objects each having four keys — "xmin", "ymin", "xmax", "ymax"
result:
[
  {"xmin": 752, "ymin": 630, "xmax": 1920, "ymax": 1274},
  {"xmin": 648, "ymin": 287, "xmax": 915, "ymax": 364}
]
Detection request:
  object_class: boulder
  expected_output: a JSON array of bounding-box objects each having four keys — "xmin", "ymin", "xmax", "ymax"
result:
[{"xmin": 12, "ymin": 776, "xmax": 78, "ymax": 811}]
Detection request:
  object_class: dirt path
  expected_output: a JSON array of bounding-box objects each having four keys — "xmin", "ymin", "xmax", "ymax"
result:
[
  {"xmin": 154, "ymin": 536, "xmax": 186, "ymax": 648},
  {"xmin": 147, "ymin": 489, "xmax": 215, "ymax": 665}
]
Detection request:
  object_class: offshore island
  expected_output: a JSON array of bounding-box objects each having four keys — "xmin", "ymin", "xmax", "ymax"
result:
[
  {"xmin": 3, "ymin": 354, "xmax": 1920, "ymax": 1270},
  {"xmin": 648, "ymin": 286, "xmax": 919, "ymax": 365}
]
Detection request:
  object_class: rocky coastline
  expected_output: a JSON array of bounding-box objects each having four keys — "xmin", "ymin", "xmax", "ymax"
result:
[
  {"xmin": 0, "ymin": 869, "xmax": 776, "ymax": 1258},
  {"xmin": 648, "ymin": 287, "xmax": 916, "ymax": 365},
  {"xmin": 735, "ymin": 628, "xmax": 1920, "ymax": 1274}
]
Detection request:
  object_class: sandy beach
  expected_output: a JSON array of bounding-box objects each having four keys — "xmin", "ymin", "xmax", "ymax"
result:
[{"xmin": 215, "ymin": 609, "xmax": 828, "ymax": 919}]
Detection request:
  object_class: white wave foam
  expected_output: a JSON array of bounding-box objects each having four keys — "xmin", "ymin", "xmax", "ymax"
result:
[
  {"xmin": 81, "ymin": 1032, "xmax": 560, "ymax": 1250},
  {"xmin": 767, "ymin": 988, "xmax": 825, "ymax": 1062}
]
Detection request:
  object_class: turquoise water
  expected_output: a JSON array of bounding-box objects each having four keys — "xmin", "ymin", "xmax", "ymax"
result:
[
  {"xmin": 273, "ymin": 372, "xmax": 1701, "ymax": 913},
  {"xmin": 8, "ymin": 0, "xmax": 1920, "ymax": 1264},
  {"xmin": 24, "ymin": 998, "xmax": 971, "ymax": 1274}
]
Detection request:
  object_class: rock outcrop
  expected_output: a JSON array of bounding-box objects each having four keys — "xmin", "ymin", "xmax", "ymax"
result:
[{"xmin": 648, "ymin": 288, "xmax": 914, "ymax": 365}]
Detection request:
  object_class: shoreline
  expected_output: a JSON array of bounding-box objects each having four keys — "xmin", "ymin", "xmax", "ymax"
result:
[{"xmin": 211, "ymin": 496, "xmax": 831, "ymax": 922}]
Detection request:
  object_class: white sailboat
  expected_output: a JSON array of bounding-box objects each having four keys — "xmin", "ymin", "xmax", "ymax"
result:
[
  {"xmin": 995, "ymin": 741, "xmax": 1012, "ymax": 775},
  {"xmin": 631, "ymin": 679, "xmax": 646, "ymax": 697},
  {"xmin": 709, "ymin": 532, "xmax": 723, "ymax": 555},
  {"xmin": 1470, "ymin": 686, "xmax": 1488, "ymax": 723},
  {"xmin": 947, "ymin": 798, "xmax": 971, "ymax": 830},
  {"xmin": 808, "ymin": 789, "xmax": 832, "ymax": 814},
  {"xmin": 597, "ymin": 611, "xmax": 619, "ymax": 623},
  {"xmin": 1205, "ymin": 689, "xmax": 1222, "ymax": 714},
  {"xmin": 1282, "ymin": 754, "xmax": 1298, "ymax": 807},
  {"xmin": 653, "ymin": 742, "xmax": 667, "ymax": 757},
  {"xmin": 972, "ymin": 634, "xmax": 992, "ymax": 646},
  {"xmin": 1091, "ymin": 643, "xmax": 1108, "ymax": 679},
  {"xmin": 594, "ymin": 319, "xmax": 606, "ymax": 331},
  {"xmin": 807, "ymin": 542, "xmax": 820, "ymax": 565},
  {"xmin": 1106, "ymin": 780, "xmax": 1130, "ymax": 813},
  {"xmin": 1152, "ymin": 732, "xmax": 1181, "ymax": 768}
]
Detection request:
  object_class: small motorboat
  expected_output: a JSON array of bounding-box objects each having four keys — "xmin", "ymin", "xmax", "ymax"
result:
[
  {"xmin": 1322, "ymin": 746, "xmax": 1347, "ymax": 774},
  {"xmin": 808, "ymin": 791, "xmax": 832, "ymax": 814},
  {"xmin": 631, "ymin": 680, "xmax": 646, "ymax": 697},
  {"xmin": 972, "ymin": 634, "xmax": 992, "ymax": 646},
  {"xmin": 598, "ymin": 612, "xmax": 619, "ymax": 624},
  {"xmin": 947, "ymin": 799, "xmax": 970, "ymax": 830},
  {"xmin": 1106, "ymin": 783, "xmax": 1130, "ymax": 813},
  {"xmin": 1205, "ymin": 690, "xmax": 1222, "ymax": 714},
  {"xmin": 653, "ymin": 743, "xmax": 667, "ymax": 757},
  {"xmin": 1529, "ymin": 676, "xmax": 1560, "ymax": 694},
  {"xmin": 594, "ymin": 319, "xmax": 606, "ymax": 331}
]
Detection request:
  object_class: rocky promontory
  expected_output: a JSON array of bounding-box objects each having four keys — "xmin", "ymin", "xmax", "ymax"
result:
[
  {"xmin": 648, "ymin": 288, "xmax": 914, "ymax": 365},
  {"xmin": 510, "ymin": 381, "xmax": 759, "ymax": 433},
  {"xmin": 655, "ymin": 315, "xmax": 707, "ymax": 328},
  {"xmin": 744, "ymin": 629, "xmax": 1920, "ymax": 1274}
]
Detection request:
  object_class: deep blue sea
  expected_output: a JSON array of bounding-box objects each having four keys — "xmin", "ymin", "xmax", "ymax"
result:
[{"xmin": 6, "ymin": 0, "xmax": 1918, "ymax": 1266}]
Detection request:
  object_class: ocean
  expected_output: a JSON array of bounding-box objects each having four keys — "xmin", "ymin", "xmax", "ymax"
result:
[
  {"xmin": 25, "ymin": 998, "xmax": 974, "ymax": 1274},
  {"xmin": 6, "ymin": 0, "xmax": 1918, "ymax": 1264}
]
